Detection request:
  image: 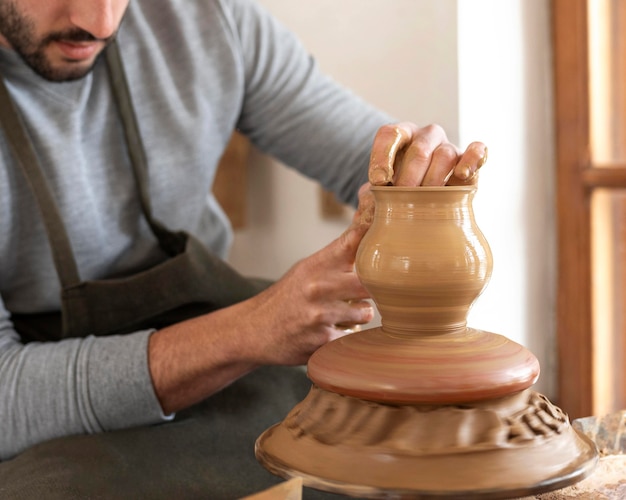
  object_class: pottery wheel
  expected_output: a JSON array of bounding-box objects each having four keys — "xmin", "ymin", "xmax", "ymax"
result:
[
  {"xmin": 255, "ymin": 330, "xmax": 598, "ymax": 499},
  {"xmin": 307, "ymin": 327, "xmax": 540, "ymax": 404},
  {"xmin": 255, "ymin": 186, "xmax": 598, "ymax": 498}
]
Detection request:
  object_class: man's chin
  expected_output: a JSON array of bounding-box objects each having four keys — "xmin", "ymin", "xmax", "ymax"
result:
[
  {"xmin": 51, "ymin": 63, "xmax": 97, "ymax": 82},
  {"xmin": 26, "ymin": 54, "xmax": 100, "ymax": 82}
]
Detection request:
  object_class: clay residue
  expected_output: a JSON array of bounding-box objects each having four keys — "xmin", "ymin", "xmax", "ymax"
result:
[
  {"xmin": 256, "ymin": 385, "xmax": 597, "ymax": 495},
  {"xmin": 284, "ymin": 386, "xmax": 567, "ymax": 454}
]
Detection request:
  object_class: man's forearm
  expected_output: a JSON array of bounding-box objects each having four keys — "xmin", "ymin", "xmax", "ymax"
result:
[
  {"xmin": 0, "ymin": 329, "xmax": 167, "ymax": 461},
  {"xmin": 148, "ymin": 303, "xmax": 260, "ymax": 415}
]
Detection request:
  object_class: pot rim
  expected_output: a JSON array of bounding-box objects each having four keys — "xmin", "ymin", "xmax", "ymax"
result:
[{"xmin": 370, "ymin": 185, "xmax": 476, "ymax": 192}]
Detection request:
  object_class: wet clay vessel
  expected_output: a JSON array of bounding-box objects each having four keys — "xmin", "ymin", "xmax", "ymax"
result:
[{"xmin": 256, "ymin": 186, "xmax": 597, "ymax": 498}]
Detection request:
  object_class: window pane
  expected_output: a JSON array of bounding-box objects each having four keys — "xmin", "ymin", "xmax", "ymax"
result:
[
  {"xmin": 589, "ymin": 0, "xmax": 626, "ymax": 164},
  {"xmin": 591, "ymin": 188, "xmax": 626, "ymax": 413}
]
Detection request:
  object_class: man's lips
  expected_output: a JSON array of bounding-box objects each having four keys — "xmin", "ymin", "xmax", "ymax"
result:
[{"xmin": 54, "ymin": 40, "xmax": 102, "ymax": 61}]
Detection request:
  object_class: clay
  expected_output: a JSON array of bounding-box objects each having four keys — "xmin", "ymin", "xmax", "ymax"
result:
[
  {"xmin": 355, "ymin": 186, "xmax": 493, "ymax": 336},
  {"xmin": 307, "ymin": 326, "xmax": 540, "ymax": 404},
  {"xmin": 256, "ymin": 388, "xmax": 596, "ymax": 496},
  {"xmin": 368, "ymin": 126, "xmax": 408, "ymax": 185},
  {"xmin": 256, "ymin": 186, "xmax": 597, "ymax": 498}
]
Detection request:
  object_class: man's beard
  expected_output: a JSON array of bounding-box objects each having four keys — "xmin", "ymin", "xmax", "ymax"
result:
[{"xmin": 0, "ymin": 1, "xmax": 115, "ymax": 82}]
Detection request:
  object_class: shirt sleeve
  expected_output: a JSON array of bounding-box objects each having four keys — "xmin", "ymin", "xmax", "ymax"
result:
[
  {"xmin": 226, "ymin": 0, "xmax": 394, "ymax": 207},
  {"xmin": 0, "ymin": 297, "xmax": 171, "ymax": 461}
]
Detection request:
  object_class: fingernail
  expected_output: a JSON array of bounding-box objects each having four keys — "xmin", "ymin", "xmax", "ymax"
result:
[{"xmin": 477, "ymin": 148, "xmax": 488, "ymax": 168}]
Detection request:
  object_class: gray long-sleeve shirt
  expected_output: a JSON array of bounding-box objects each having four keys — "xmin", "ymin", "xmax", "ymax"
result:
[{"xmin": 0, "ymin": 0, "xmax": 390, "ymax": 459}]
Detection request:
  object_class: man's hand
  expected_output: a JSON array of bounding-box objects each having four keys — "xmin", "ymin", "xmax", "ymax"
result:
[
  {"xmin": 248, "ymin": 185, "xmax": 375, "ymax": 366},
  {"xmin": 368, "ymin": 123, "xmax": 488, "ymax": 186},
  {"xmin": 149, "ymin": 186, "xmax": 376, "ymax": 413}
]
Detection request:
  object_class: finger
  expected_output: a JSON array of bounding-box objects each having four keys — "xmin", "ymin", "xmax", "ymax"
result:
[
  {"xmin": 303, "ymin": 271, "xmax": 371, "ymax": 304},
  {"xmin": 311, "ymin": 266, "xmax": 371, "ymax": 300},
  {"xmin": 420, "ymin": 143, "xmax": 461, "ymax": 186},
  {"xmin": 340, "ymin": 275, "xmax": 371, "ymax": 301},
  {"xmin": 322, "ymin": 184, "xmax": 374, "ymax": 270},
  {"xmin": 334, "ymin": 300, "xmax": 375, "ymax": 330},
  {"xmin": 336, "ymin": 221, "xmax": 369, "ymax": 267},
  {"xmin": 368, "ymin": 122, "xmax": 418, "ymax": 185},
  {"xmin": 447, "ymin": 142, "xmax": 488, "ymax": 186},
  {"xmin": 351, "ymin": 182, "xmax": 375, "ymax": 228},
  {"xmin": 393, "ymin": 124, "xmax": 450, "ymax": 186}
]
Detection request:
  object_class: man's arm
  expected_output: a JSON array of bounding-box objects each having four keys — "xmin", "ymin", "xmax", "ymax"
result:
[
  {"xmin": 0, "ymin": 309, "xmax": 169, "ymax": 461},
  {"xmin": 148, "ymin": 197, "xmax": 375, "ymax": 414},
  {"xmin": 0, "ymin": 191, "xmax": 375, "ymax": 458}
]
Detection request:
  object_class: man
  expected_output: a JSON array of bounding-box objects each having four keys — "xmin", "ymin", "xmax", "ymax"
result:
[{"xmin": 0, "ymin": 0, "xmax": 486, "ymax": 497}]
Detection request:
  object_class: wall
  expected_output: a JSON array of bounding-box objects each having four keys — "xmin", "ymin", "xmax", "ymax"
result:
[
  {"xmin": 227, "ymin": 0, "xmax": 556, "ymax": 396},
  {"xmin": 458, "ymin": 0, "xmax": 556, "ymax": 396}
]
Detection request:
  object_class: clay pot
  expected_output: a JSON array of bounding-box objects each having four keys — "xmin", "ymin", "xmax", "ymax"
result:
[{"xmin": 355, "ymin": 185, "xmax": 492, "ymax": 336}]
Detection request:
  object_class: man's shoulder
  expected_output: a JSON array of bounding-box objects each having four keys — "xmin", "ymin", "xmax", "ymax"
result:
[{"xmin": 122, "ymin": 0, "xmax": 246, "ymax": 45}]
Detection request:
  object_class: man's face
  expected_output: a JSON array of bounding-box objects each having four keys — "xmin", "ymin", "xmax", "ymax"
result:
[{"xmin": 0, "ymin": 0, "xmax": 129, "ymax": 82}]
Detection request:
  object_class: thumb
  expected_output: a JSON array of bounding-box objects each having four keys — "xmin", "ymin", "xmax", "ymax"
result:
[
  {"xmin": 333, "ymin": 183, "xmax": 375, "ymax": 265},
  {"xmin": 352, "ymin": 182, "xmax": 375, "ymax": 230}
]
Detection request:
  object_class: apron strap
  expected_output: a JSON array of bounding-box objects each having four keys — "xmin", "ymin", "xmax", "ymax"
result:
[
  {"xmin": 105, "ymin": 41, "xmax": 187, "ymax": 256},
  {"xmin": 0, "ymin": 77, "xmax": 82, "ymax": 288}
]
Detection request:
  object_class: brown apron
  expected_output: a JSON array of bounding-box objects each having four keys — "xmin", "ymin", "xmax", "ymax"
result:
[{"xmin": 0, "ymin": 43, "xmax": 333, "ymax": 499}]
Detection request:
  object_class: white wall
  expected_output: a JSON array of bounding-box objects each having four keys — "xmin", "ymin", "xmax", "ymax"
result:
[
  {"xmin": 228, "ymin": 0, "xmax": 556, "ymax": 397},
  {"xmin": 458, "ymin": 0, "xmax": 556, "ymax": 396}
]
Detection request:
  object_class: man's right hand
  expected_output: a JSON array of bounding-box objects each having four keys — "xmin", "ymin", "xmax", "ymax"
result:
[
  {"xmin": 369, "ymin": 123, "xmax": 488, "ymax": 186},
  {"xmin": 148, "ymin": 184, "xmax": 375, "ymax": 414},
  {"xmin": 244, "ymin": 184, "xmax": 375, "ymax": 367}
]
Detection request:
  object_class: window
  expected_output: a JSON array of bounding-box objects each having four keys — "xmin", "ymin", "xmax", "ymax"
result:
[{"xmin": 553, "ymin": 0, "xmax": 626, "ymax": 418}]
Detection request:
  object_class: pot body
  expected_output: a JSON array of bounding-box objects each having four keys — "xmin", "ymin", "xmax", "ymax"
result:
[{"xmin": 356, "ymin": 185, "xmax": 492, "ymax": 336}]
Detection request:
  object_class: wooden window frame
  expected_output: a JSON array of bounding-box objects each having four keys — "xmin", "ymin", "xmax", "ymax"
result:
[{"xmin": 552, "ymin": 0, "xmax": 626, "ymax": 419}]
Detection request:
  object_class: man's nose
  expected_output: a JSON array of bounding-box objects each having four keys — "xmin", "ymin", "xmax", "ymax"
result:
[{"xmin": 68, "ymin": 0, "xmax": 121, "ymax": 40}]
